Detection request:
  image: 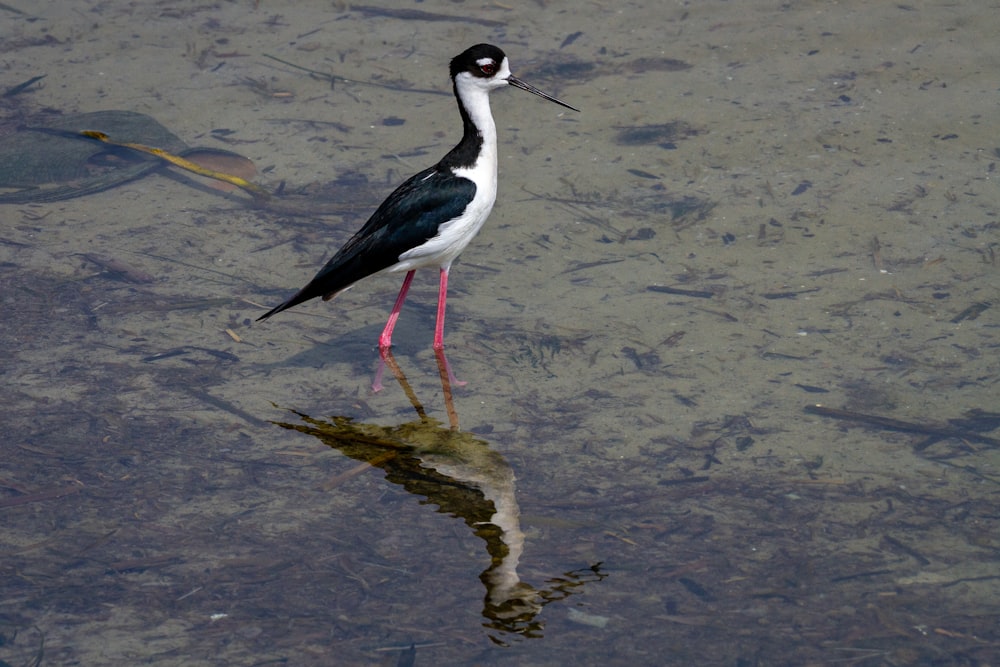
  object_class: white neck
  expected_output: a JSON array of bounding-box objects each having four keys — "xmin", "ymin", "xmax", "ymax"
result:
[{"xmin": 455, "ymin": 81, "xmax": 498, "ymax": 175}]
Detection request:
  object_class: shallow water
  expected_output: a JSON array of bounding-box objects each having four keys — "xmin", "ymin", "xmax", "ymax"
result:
[{"xmin": 1, "ymin": 1, "xmax": 998, "ymax": 665}]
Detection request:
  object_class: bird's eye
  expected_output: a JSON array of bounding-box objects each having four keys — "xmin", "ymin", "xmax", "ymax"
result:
[{"xmin": 480, "ymin": 61, "xmax": 496, "ymax": 75}]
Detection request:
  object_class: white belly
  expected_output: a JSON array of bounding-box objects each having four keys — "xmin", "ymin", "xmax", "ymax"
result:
[{"xmin": 396, "ymin": 163, "xmax": 498, "ymax": 271}]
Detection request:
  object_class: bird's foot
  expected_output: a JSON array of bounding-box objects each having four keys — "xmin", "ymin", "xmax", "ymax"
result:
[{"xmin": 434, "ymin": 347, "xmax": 467, "ymax": 388}]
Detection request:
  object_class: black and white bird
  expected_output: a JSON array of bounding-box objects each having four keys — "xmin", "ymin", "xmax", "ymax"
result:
[{"xmin": 257, "ymin": 43, "xmax": 578, "ymax": 350}]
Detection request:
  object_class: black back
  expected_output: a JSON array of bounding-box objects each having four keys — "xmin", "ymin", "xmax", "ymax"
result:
[{"xmin": 257, "ymin": 166, "xmax": 476, "ymax": 320}]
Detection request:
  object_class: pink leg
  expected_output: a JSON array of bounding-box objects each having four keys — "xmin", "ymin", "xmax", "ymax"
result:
[
  {"xmin": 436, "ymin": 347, "xmax": 467, "ymax": 388},
  {"xmin": 432, "ymin": 267, "xmax": 449, "ymax": 351},
  {"xmin": 433, "ymin": 268, "xmax": 466, "ymax": 386},
  {"xmin": 371, "ymin": 355, "xmax": 387, "ymax": 392},
  {"xmin": 379, "ymin": 270, "xmax": 415, "ymax": 350},
  {"xmin": 371, "ymin": 347, "xmax": 397, "ymax": 393}
]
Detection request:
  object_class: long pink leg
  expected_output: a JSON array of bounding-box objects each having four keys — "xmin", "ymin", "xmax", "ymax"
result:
[
  {"xmin": 437, "ymin": 346, "xmax": 467, "ymax": 387},
  {"xmin": 371, "ymin": 347, "xmax": 396, "ymax": 393},
  {"xmin": 433, "ymin": 267, "xmax": 466, "ymax": 386},
  {"xmin": 379, "ymin": 270, "xmax": 415, "ymax": 350},
  {"xmin": 432, "ymin": 267, "xmax": 450, "ymax": 350}
]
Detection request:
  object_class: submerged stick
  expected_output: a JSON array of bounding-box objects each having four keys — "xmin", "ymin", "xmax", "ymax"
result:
[
  {"xmin": 79, "ymin": 130, "xmax": 271, "ymax": 203},
  {"xmin": 263, "ymin": 54, "xmax": 449, "ymax": 96},
  {"xmin": 3, "ymin": 74, "xmax": 45, "ymax": 97},
  {"xmin": 804, "ymin": 405, "xmax": 1000, "ymax": 447}
]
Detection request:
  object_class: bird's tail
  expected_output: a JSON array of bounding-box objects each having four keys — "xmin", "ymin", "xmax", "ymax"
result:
[
  {"xmin": 256, "ymin": 300, "xmax": 290, "ymax": 322},
  {"xmin": 256, "ymin": 286, "xmax": 320, "ymax": 322}
]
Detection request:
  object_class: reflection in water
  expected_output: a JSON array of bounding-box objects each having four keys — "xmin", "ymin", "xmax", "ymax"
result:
[{"xmin": 273, "ymin": 350, "xmax": 605, "ymax": 645}]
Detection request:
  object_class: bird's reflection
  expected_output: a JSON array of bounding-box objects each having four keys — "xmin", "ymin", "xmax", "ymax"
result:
[{"xmin": 272, "ymin": 350, "xmax": 605, "ymax": 644}]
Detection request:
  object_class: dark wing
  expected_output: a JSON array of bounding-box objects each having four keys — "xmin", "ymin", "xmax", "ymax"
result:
[{"xmin": 257, "ymin": 167, "xmax": 476, "ymax": 320}]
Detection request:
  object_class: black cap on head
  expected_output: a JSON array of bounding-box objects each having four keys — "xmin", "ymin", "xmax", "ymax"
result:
[{"xmin": 450, "ymin": 43, "xmax": 507, "ymax": 79}]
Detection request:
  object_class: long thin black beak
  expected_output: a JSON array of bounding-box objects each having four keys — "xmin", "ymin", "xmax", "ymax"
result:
[{"xmin": 506, "ymin": 74, "xmax": 580, "ymax": 112}]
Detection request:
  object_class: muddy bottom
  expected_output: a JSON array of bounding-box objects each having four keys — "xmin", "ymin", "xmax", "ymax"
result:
[{"xmin": 1, "ymin": 1, "xmax": 998, "ymax": 665}]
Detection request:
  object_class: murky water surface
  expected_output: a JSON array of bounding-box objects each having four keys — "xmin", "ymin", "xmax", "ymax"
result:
[{"xmin": 2, "ymin": 1, "xmax": 998, "ymax": 665}]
